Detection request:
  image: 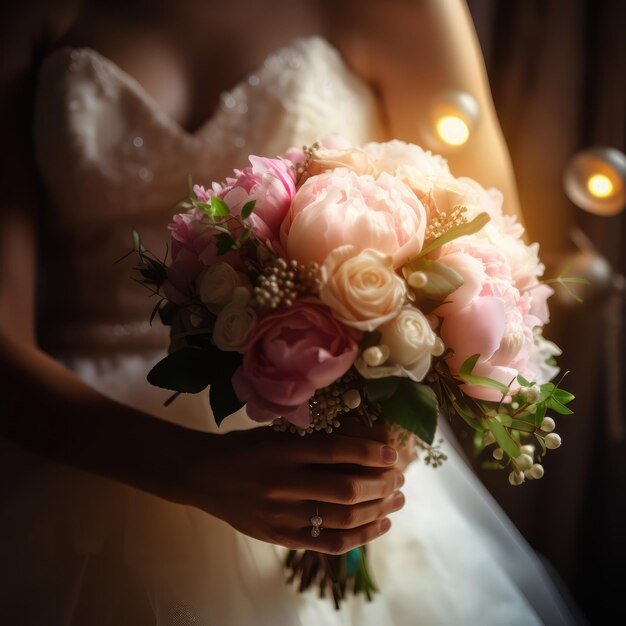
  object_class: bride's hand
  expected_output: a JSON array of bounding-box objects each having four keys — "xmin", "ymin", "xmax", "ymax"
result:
[{"xmin": 176, "ymin": 427, "xmax": 405, "ymax": 555}]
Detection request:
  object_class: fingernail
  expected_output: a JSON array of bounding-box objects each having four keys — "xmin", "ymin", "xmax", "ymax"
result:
[
  {"xmin": 392, "ymin": 491, "xmax": 405, "ymax": 511},
  {"xmin": 382, "ymin": 445, "xmax": 398, "ymax": 464},
  {"xmin": 395, "ymin": 472, "xmax": 405, "ymax": 488},
  {"xmin": 379, "ymin": 518, "xmax": 391, "ymax": 534}
]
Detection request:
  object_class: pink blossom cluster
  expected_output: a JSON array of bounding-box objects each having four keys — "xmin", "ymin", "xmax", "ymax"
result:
[{"xmin": 163, "ymin": 139, "xmax": 557, "ymax": 424}]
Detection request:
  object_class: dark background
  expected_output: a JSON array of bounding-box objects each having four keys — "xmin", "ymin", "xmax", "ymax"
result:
[{"xmin": 465, "ymin": 1, "xmax": 625, "ymax": 623}]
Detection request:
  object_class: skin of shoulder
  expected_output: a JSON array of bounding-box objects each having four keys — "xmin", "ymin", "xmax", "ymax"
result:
[{"xmin": 329, "ymin": 0, "xmax": 523, "ymax": 222}]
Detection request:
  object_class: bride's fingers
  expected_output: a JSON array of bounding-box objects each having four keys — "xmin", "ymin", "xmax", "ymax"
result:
[
  {"xmin": 281, "ymin": 434, "xmax": 399, "ymax": 468},
  {"xmin": 287, "ymin": 518, "xmax": 393, "ymax": 555},
  {"xmin": 288, "ymin": 491, "xmax": 405, "ymax": 530},
  {"xmin": 279, "ymin": 469, "xmax": 404, "ymax": 505}
]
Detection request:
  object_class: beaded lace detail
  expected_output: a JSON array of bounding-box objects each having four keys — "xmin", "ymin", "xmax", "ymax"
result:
[{"xmin": 33, "ymin": 37, "xmax": 382, "ymax": 351}]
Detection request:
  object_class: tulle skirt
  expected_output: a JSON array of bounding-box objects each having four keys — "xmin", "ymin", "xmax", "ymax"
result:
[{"xmin": 0, "ymin": 349, "xmax": 578, "ymax": 625}]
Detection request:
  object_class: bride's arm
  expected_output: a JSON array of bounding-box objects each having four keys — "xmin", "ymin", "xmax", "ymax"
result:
[
  {"xmin": 334, "ymin": 0, "xmax": 522, "ymax": 219},
  {"xmin": 0, "ymin": 10, "xmax": 403, "ymax": 556},
  {"xmin": 0, "ymin": 213, "xmax": 402, "ymax": 555}
]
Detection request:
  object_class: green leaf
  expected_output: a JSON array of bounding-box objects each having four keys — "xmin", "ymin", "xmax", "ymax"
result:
[
  {"xmin": 185, "ymin": 333, "xmax": 215, "ymax": 350},
  {"xmin": 418, "ymin": 212, "xmax": 491, "ymax": 258},
  {"xmin": 459, "ymin": 354, "xmax": 510, "ymax": 395},
  {"xmin": 452, "ymin": 401, "xmax": 482, "ymax": 432},
  {"xmin": 485, "ymin": 418, "xmax": 520, "ymax": 459},
  {"xmin": 363, "ymin": 377, "xmax": 401, "ymax": 403},
  {"xmin": 237, "ymin": 227, "xmax": 252, "ymax": 246},
  {"xmin": 402, "ymin": 258, "xmax": 464, "ymax": 302},
  {"xmin": 188, "ymin": 174, "xmax": 194, "ymax": 197},
  {"xmin": 547, "ymin": 398, "xmax": 574, "ymax": 415},
  {"xmin": 147, "ymin": 347, "xmax": 215, "ymax": 393},
  {"xmin": 148, "ymin": 345, "xmax": 242, "ymax": 394},
  {"xmin": 534, "ymin": 402, "xmax": 547, "ymax": 428},
  {"xmin": 195, "ymin": 202, "xmax": 214, "ymax": 217},
  {"xmin": 380, "ymin": 380, "xmax": 439, "ymax": 444},
  {"xmin": 138, "ymin": 257, "xmax": 167, "ymax": 285},
  {"xmin": 210, "ymin": 377, "xmax": 245, "ymax": 426},
  {"xmin": 149, "ymin": 299, "xmax": 164, "ymax": 326},
  {"xmin": 553, "ymin": 388, "xmax": 575, "ymax": 405},
  {"xmin": 210, "ymin": 196, "xmax": 231, "ymax": 217},
  {"xmin": 516, "ymin": 375, "xmax": 534, "ymax": 388},
  {"xmin": 215, "ymin": 232, "xmax": 235, "ymax": 255},
  {"xmin": 510, "ymin": 419, "xmax": 537, "ymax": 433},
  {"xmin": 241, "ymin": 200, "xmax": 256, "ymax": 220},
  {"xmin": 539, "ymin": 382, "xmax": 556, "ymax": 402},
  {"xmin": 498, "ymin": 413, "xmax": 513, "ymax": 426}
]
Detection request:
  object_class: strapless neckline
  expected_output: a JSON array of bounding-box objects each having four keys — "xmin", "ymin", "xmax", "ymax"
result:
[
  {"xmin": 43, "ymin": 37, "xmax": 343, "ymax": 145},
  {"xmin": 33, "ymin": 35, "xmax": 384, "ymax": 352}
]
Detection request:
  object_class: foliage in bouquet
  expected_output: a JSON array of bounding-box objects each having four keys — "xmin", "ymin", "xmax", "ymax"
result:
[{"xmin": 129, "ymin": 138, "xmax": 576, "ymax": 607}]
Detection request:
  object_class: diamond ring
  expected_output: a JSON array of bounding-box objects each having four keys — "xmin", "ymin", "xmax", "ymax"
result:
[{"xmin": 310, "ymin": 505, "xmax": 323, "ymax": 538}]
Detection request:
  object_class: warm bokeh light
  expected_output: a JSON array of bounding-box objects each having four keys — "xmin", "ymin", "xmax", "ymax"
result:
[
  {"xmin": 586, "ymin": 174, "xmax": 614, "ymax": 198},
  {"xmin": 436, "ymin": 115, "xmax": 470, "ymax": 146}
]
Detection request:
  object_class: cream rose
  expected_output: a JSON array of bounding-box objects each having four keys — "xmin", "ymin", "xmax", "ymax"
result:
[
  {"xmin": 363, "ymin": 140, "xmax": 452, "ymax": 178},
  {"xmin": 356, "ymin": 307, "xmax": 442, "ymax": 382},
  {"xmin": 319, "ymin": 246, "xmax": 406, "ymax": 331},
  {"xmin": 212, "ymin": 288, "xmax": 256, "ymax": 353},
  {"xmin": 305, "ymin": 147, "xmax": 376, "ymax": 179},
  {"xmin": 197, "ymin": 262, "xmax": 247, "ymax": 314}
]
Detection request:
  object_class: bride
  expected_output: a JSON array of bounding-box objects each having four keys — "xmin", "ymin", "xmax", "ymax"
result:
[{"xmin": 0, "ymin": 0, "xmax": 579, "ymax": 624}]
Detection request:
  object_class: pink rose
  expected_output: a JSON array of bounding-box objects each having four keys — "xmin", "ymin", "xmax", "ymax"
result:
[
  {"xmin": 232, "ymin": 301, "xmax": 359, "ymax": 426},
  {"xmin": 280, "ymin": 169, "xmax": 426, "ymax": 269},
  {"xmin": 219, "ymin": 156, "xmax": 296, "ymax": 246}
]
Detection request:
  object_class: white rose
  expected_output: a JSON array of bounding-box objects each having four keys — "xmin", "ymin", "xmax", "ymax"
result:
[
  {"xmin": 197, "ymin": 262, "xmax": 246, "ymax": 314},
  {"xmin": 382, "ymin": 307, "xmax": 441, "ymax": 376},
  {"xmin": 319, "ymin": 246, "xmax": 406, "ymax": 331},
  {"xmin": 212, "ymin": 294, "xmax": 256, "ymax": 353},
  {"xmin": 356, "ymin": 307, "xmax": 443, "ymax": 382}
]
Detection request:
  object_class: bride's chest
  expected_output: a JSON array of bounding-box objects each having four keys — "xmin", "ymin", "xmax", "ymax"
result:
[{"xmin": 33, "ymin": 38, "xmax": 383, "ymax": 228}]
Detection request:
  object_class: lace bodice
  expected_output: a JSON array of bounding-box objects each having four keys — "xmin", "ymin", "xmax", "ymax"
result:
[{"xmin": 34, "ymin": 37, "xmax": 383, "ymax": 352}]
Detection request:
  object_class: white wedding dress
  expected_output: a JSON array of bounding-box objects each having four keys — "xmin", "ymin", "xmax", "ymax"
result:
[{"xmin": 0, "ymin": 38, "xmax": 579, "ymax": 625}]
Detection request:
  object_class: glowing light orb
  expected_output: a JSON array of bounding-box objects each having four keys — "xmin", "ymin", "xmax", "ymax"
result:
[
  {"xmin": 422, "ymin": 91, "xmax": 479, "ymax": 152},
  {"xmin": 586, "ymin": 174, "xmax": 614, "ymax": 198},
  {"xmin": 563, "ymin": 148, "xmax": 626, "ymax": 215},
  {"xmin": 436, "ymin": 116, "xmax": 470, "ymax": 146}
]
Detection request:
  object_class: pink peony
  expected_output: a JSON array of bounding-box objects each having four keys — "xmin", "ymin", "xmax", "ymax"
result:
[
  {"xmin": 437, "ymin": 237, "xmax": 539, "ymax": 400},
  {"xmin": 219, "ymin": 156, "xmax": 296, "ymax": 247},
  {"xmin": 232, "ymin": 301, "xmax": 359, "ymax": 426},
  {"xmin": 280, "ymin": 169, "xmax": 426, "ymax": 269},
  {"xmin": 164, "ymin": 208, "xmax": 216, "ymax": 304},
  {"xmin": 164, "ymin": 207, "xmax": 241, "ymax": 304}
]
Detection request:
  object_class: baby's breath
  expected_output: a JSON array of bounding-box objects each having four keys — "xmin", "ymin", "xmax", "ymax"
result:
[
  {"xmin": 425, "ymin": 206, "xmax": 468, "ymax": 242},
  {"xmin": 252, "ymin": 257, "xmax": 322, "ymax": 312}
]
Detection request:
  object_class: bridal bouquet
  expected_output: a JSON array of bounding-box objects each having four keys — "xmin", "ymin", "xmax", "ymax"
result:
[{"xmin": 130, "ymin": 138, "xmax": 574, "ymax": 607}]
